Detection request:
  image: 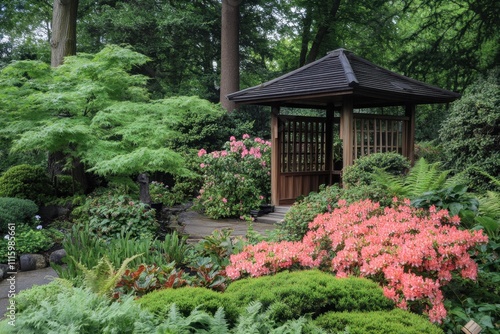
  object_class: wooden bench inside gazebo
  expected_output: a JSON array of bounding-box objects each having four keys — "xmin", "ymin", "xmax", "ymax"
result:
[{"xmin": 227, "ymin": 48, "xmax": 460, "ymax": 205}]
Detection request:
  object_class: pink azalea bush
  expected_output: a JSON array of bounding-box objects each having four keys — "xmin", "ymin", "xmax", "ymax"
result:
[
  {"xmin": 195, "ymin": 135, "xmax": 271, "ymax": 219},
  {"xmin": 226, "ymin": 199, "xmax": 488, "ymax": 323}
]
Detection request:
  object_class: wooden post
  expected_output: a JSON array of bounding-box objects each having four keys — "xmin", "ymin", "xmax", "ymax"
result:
[
  {"xmin": 325, "ymin": 104, "xmax": 334, "ymax": 184},
  {"xmin": 341, "ymin": 96, "xmax": 354, "ymax": 169},
  {"xmin": 271, "ymin": 106, "xmax": 280, "ymax": 206},
  {"xmin": 405, "ymin": 104, "xmax": 416, "ymax": 165}
]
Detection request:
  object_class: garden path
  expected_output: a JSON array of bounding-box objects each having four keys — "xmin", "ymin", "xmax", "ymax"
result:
[{"xmin": 0, "ymin": 210, "xmax": 280, "ymax": 319}]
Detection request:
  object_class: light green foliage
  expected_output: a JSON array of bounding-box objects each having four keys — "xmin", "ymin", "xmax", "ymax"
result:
[
  {"xmin": 439, "ymin": 69, "xmax": 500, "ymax": 192},
  {"xmin": 0, "ymin": 197, "xmax": 38, "ymax": 233},
  {"xmin": 224, "ymin": 270, "xmax": 394, "ymax": 323},
  {"xmin": 14, "ymin": 280, "xmax": 73, "ymax": 313},
  {"xmin": 314, "ymin": 309, "xmax": 443, "ymax": 334},
  {"xmin": 53, "ymin": 224, "xmax": 193, "ymax": 281},
  {"xmin": 0, "ymin": 164, "xmax": 53, "ymax": 205},
  {"xmin": 0, "ymin": 226, "xmax": 54, "ymax": 263},
  {"xmin": 342, "ymin": 152, "xmax": 410, "ymax": 188},
  {"xmin": 70, "ymin": 254, "xmax": 142, "ymax": 296},
  {"xmin": 3, "ymin": 287, "xmax": 156, "ymax": 333}
]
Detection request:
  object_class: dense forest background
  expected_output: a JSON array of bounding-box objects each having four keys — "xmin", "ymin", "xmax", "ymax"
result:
[{"xmin": 1, "ymin": 0, "xmax": 498, "ymax": 141}]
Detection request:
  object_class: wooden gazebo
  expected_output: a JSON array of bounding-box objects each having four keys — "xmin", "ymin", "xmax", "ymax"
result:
[{"xmin": 227, "ymin": 48, "xmax": 461, "ymax": 205}]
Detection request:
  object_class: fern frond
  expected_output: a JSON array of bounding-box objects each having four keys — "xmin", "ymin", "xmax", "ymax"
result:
[
  {"xmin": 403, "ymin": 158, "xmax": 449, "ymax": 197},
  {"xmin": 209, "ymin": 307, "xmax": 230, "ymax": 334},
  {"xmin": 479, "ymin": 191, "xmax": 500, "ymax": 219},
  {"xmin": 372, "ymin": 168, "xmax": 407, "ymax": 197}
]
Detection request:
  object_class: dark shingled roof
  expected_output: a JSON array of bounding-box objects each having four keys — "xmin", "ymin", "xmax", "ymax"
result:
[{"xmin": 227, "ymin": 48, "xmax": 461, "ymax": 108}]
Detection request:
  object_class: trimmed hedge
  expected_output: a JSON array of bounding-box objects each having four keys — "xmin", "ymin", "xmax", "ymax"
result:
[
  {"xmin": 314, "ymin": 309, "xmax": 443, "ymax": 334},
  {"xmin": 0, "ymin": 197, "xmax": 38, "ymax": 233},
  {"xmin": 137, "ymin": 287, "xmax": 239, "ymax": 323},
  {"xmin": 0, "ymin": 164, "xmax": 53, "ymax": 205},
  {"xmin": 224, "ymin": 270, "xmax": 394, "ymax": 322}
]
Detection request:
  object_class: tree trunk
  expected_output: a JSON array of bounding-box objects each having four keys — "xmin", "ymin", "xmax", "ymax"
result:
[
  {"xmin": 305, "ymin": 0, "xmax": 341, "ymax": 64},
  {"xmin": 50, "ymin": 0, "xmax": 79, "ymax": 67},
  {"xmin": 299, "ymin": 5, "xmax": 313, "ymax": 67},
  {"xmin": 220, "ymin": 0, "xmax": 240, "ymax": 112},
  {"xmin": 137, "ymin": 173, "xmax": 152, "ymax": 205}
]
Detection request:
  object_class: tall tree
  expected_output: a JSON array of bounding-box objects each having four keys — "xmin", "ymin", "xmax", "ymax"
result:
[
  {"xmin": 220, "ymin": 0, "xmax": 240, "ymax": 111},
  {"xmin": 51, "ymin": 0, "xmax": 79, "ymax": 67}
]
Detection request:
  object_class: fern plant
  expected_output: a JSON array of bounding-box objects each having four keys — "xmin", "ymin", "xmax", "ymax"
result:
[
  {"xmin": 70, "ymin": 253, "xmax": 142, "ymax": 296},
  {"xmin": 373, "ymin": 158, "xmax": 453, "ymax": 198},
  {"xmin": 154, "ymin": 304, "xmax": 230, "ymax": 334}
]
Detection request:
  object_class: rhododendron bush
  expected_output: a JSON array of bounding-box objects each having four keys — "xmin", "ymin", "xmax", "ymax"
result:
[
  {"xmin": 195, "ymin": 135, "xmax": 271, "ymax": 219},
  {"xmin": 227, "ymin": 199, "xmax": 488, "ymax": 323}
]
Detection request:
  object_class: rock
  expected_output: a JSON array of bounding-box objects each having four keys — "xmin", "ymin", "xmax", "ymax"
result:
[
  {"xmin": 19, "ymin": 254, "xmax": 47, "ymax": 271},
  {"xmin": 0, "ymin": 264, "xmax": 9, "ymax": 279},
  {"xmin": 49, "ymin": 249, "xmax": 67, "ymax": 265}
]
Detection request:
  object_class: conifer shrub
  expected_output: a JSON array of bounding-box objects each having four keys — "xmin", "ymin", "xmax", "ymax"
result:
[
  {"xmin": 314, "ymin": 309, "xmax": 443, "ymax": 334},
  {"xmin": 137, "ymin": 286, "xmax": 239, "ymax": 323},
  {"xmin": 342, "ymin": 152, "xmax": 410, "ymax": 188},
  {"xmin": 0, "ymin": 197, "xmax": 38, "ymax": 233},
  {"xmin": 0, "ymin": 164, "xmax": 54, "ymax": 205},
  {"xmin": 224, "ymin": 270, "xmax": 394, "ymax": 323}
]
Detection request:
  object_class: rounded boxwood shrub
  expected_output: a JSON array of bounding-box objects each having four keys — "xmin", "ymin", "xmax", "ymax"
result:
[
  {"xmin": 342, "ymin": 152, "xmax": 410, "ymax": 188},
  {"xmin": 0, "ymin": 164, "xmax": 54, "ymax": 205},
  {"xmin": 224, "ymin": 270, "xmax": 394, "ymax": 323},
  {"xmin": 137, "ymin": 286, "xmax": 239, "ymax": 323},
  {"xmin": 314, "ymin": 309, "xmax": 443, "ymax": 334},
  {"xmin": 0, "ymin": 197, "xmax": 38, "ymax": 233}
]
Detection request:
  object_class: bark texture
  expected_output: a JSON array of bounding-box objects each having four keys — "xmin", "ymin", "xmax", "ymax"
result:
[
  {"xmin": 220, "ymin": 0, "xmax": 240, "ymax": 112},
  {"xmin": 51, "ymin": 0, "xmax": 78, "ymax": 67}
]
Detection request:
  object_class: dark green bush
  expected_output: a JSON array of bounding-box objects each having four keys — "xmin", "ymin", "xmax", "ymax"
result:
[
  {"xmin": 224, "ymin": 270, "xmax": 394, "ymax": 323},
  {"xmin": 277, "ymin": 185, "xmax": 342, "ymax": 241},
  {"xmin": 0, "ymin": 164, "xmax": 54, "ymax": 205},
  {"xmin": 314, "ymin": 309, "xmax": 443, "ymax": 334},
  {"xmin": 137, "ymin": 287, "xmax": 239, "ymax": 323},
  {"xmin": 0, "ymin": 197, "xmax": 38, "ymax": 233},
  {"xmin": 342, "ymin": 152, "xmax": 410, "ymax": 188}
]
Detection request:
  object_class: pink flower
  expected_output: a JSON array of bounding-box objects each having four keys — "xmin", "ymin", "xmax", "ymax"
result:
[
  {"xmin": 230, "ymin": 136, "xmax": 236, "ymax": 141},
  {"xmin": 222, "ymin": 198, "xmax": 227, "ymax": 203},
  {"xmin": 200, "ymin": 163, "xmax": 206, "ymax": 168},
  {"xmin": 242, "ymin": 134, "xmax": 250, "ymax": 139},
  {"xmin": 197, "ymin": 148, "xmax": 207, "ymax": 157}
]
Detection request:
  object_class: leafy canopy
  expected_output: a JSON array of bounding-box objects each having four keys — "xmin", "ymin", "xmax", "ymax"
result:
[{"xmin": 0, "ymin": 45, "xmax": 223, "ymax": 179}]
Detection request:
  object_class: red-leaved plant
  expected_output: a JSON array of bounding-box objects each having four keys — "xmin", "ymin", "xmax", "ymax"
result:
[{"xmin": 226, "ymin": 199, "xmax": 488, "ymax": 323}]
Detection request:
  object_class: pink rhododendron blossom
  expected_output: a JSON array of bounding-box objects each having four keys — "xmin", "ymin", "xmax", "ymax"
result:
[
  {"xmin": 242, "ymin": 134, "xmax": 250, "ymax": 139},
  {"xmin": 226, "ymin": 199, "xmax": 488, "ymax": 323},
  {"xmin": 198, "ymin": 148, "xmax": 207, "ymax": 157},
  {"xmin": 222, "ymin": 198, "xmax": 227, "ymax": 203}
]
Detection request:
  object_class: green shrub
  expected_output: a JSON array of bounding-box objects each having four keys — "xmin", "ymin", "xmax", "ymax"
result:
[
  {"xmin": 277, "ymin": 185, "xmax": 342, "ymax": 241},
  {"xmin": 314, "ymin": 309, "xmax": 443, "ymax": 334},
  {"xmin": 414, "ymin": 141, "xmax": 445, "ymax": 163},
  {"xmin": 53, "ymin": 174, "xmax": 83, "ymax": 197},
  {"xmin": 0, "ymin": 164, "xmax": 54, "ymax": 204},
  {"xmin": 0, "ymin": 197, "xmax": 38, "ymax": 233},
  {"xmin": 224, "ymin": 270, "xmax": 394, "ymax": 323},
  {"xmin": 76, "ymin": 192, "xmax": 158, "ymax": 240},
  {"xmin": 342, "ymin": 152, "xmax": 410, "ymax": 188},
  {"xmin": 4, "ymin": 287, "xmax": 156, "ymax": 333},
  {"xmin": 137, "ymin": 286, "xmax": 239, "ymax": 323}
]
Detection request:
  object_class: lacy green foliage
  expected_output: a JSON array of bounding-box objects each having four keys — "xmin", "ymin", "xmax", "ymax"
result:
[
  {"xmin": 314, "ymin": 309, "xmax": 443, "ymax": 334},
  {"xmin": 224, "ymin": 270, "xmax": 394, "ymax": 323},
  {"xmin": 0, "ymin": 197, "xmax": 38, "ymax": 233},
  {"xmin": 277, "ymin": 185, "xmax": 342, "ymax": 241},
  {"xmin": 0, "ymin": 164, "xmax": 53, "ymax": 205},
  {"xmin": 76, "ymin": 193, "xmax": 158, "ymax": 240},
  {"xmin": 439, "ymin": 69, "xmax": 500, "ymax": 193},
  {"xmin": 3, "ymin": 287, "xmax": 155, "ymax": 333},
  {"xmin": 53, "ymin": 224, "xmax": 193, "ymax": 281},
  {"xmin": 373, "ymin": 158, "xmax": 453, "ymax": 199},
  {"xmin": 195, "ymin": 135, "xmax": 271, "ymax": 219},
  {"xmin": 137, "ymin": 286, "xmax": 239, "ymax": 323},
  {"xmin": 13, "ymin": 280, "xmax": 73, "ymax": 314},
  {"xmin": 70, "ymin": 254, "xmax": 142, "ymax": 296},
  {"xmin": 342, "ymin": 152, "xmax": 410, "ymax": 188}
]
